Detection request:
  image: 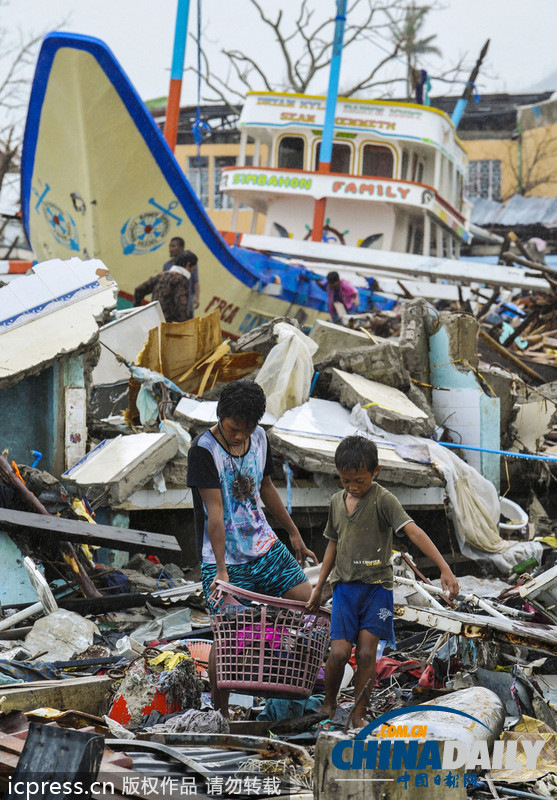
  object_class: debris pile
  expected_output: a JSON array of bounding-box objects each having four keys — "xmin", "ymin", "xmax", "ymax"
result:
[{"xmin": 4, "ymin": 257, "xmax": 557, "ymax": 795}]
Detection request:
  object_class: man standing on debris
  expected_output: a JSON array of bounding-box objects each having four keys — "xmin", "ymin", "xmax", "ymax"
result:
[
  {"xmin": 187, "ymin": 379, "xmax": 318, "ymax": 715},
  {"xmin": 317, "ymin": 271, "xmax": 359, "ymax": 323},
  {"xmin": 133, "ymin": 251, "xmax": 198, "ymax": 323},
  {"xmin": 163, "ymin": 236, "xmax": 200, "ymax": 316},
  {"xmin": 307, "ymin": 436, "xmax": 459, "ymax": 729}
]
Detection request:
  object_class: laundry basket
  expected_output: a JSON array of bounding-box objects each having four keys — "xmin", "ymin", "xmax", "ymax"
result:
[
  {"xmin": 183, "ymin": 639, "xmax": 212, "ymax": 674},
  {"xmin": 210, "ymin": 580, "xmax": 331, "ymax": 698}
]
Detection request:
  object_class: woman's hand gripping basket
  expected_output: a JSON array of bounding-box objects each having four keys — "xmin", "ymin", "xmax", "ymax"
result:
[{"xmin": 210, "ymin": 580, "xmax": 331, "ymax": 698}]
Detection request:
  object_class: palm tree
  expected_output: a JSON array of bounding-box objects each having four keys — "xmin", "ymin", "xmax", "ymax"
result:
[{"xmin": 388, "ymin": 3, "xmax": 441, "ymax": 99}]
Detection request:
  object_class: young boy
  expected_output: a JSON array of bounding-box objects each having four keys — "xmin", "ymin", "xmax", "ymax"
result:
[{"xmin": 306, "ymin": 435, "xmax": 459, "ymax": 729}]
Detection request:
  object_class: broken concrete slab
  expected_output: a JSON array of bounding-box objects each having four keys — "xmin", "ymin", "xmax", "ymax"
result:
[
  {"xmin": 0, "ymin": 286, "xmax": 117, "ymax": 391},
  {"xmin": 430, "ymin": 312, "xmax": 501, "ymax": 488},
  {"xmin": 269, "ymin": 399, "xmax": 444, "ymax": 492},
  {"xmin": 315, "ymin": 340, "xmax": 410, "ymax": 391},
  {"xmin": 398, "ymin": 298, "xmax": 432, "ymax": 395},
  {"xmin": 233, "ymin": 317, "xmax": 301, "ymax": 359},
  {"xmin": 480, "ymin": 367, "xmax": 518, "ymax": 444},
  {"xmin": 25, "ymin": 609, "xmax": 99, "ymax": 661},
  {"xmin": 327, "ymin": 368, "xmax": 436, "ymax": 436},
  {"xmin": 308, "ymin": 318, "xmax": 376, "ymax": 362},
  {"xmin": 62, "ymin": 432, "xmax": 178, "ymax": 504}
]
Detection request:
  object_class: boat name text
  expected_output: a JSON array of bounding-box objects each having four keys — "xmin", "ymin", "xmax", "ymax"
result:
[
  {"xmin": 278, "ymin": 111, "xmax": 396, "ymax": 130},
  {"xmin": 332, "ymin": 181, "xmax": 410, "ymax": 199},
  {"xmin": 232, "ymin": 174, "xmax": 313, "ymax": 190},
  {"xmin": 204, "ymin": 296, "xmax": 240, "ymax": 324}
]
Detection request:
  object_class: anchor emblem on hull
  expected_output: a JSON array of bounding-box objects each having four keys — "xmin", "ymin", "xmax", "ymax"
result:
[{"xmin": 120, "ymin": 198, "xmax": 182, "ymax": 255}]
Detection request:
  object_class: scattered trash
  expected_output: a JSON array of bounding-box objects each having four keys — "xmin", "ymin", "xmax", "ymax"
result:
[{"xmin": 6, "ymin": 254, "xmax": 557, "ymax": 794}]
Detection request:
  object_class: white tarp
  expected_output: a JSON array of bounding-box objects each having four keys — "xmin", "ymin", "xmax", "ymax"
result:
[{"xmin": 349, "ymin": 404, "xmax": 542, "ymax": 572}]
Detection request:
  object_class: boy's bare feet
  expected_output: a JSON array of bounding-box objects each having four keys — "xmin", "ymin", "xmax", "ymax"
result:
[
  {"xmin": 320, "ymin": 704, "xmax": 337, "ymax": 720},
  {"xmin": 351, "ymin": 716, "xmax": 369, "ymax": 729}
]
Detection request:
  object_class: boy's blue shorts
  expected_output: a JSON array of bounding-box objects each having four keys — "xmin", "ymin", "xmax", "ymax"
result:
[{"xmin": 331, "ymin": 581, "xmax": 395, "ymax": 646}]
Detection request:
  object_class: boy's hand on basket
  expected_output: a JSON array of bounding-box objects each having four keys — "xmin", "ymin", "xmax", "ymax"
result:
[
  {"xmin": 306, "ymin": 586, "xmax": 323, "ymax": 613},
  {"xmin": 289, "ymin": 529, "xmax": 319, "ymax": 568},
  {"xmin": 210, "ymin": 567, "xmax": 230, "ymax": 592}
]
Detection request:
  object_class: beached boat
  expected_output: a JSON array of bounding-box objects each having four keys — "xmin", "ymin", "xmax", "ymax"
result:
[
  {"xmin": 21, "ymin": 33, "xmax": 550, "ymax": 339},
  {"xmin": 221, "ymin": 90, "xmax": 472, "ymax": 258}
]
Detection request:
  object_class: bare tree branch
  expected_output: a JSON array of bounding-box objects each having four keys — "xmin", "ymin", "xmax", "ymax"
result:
[
  {"xmin": 196, "ymin": 1, "xmax": 470, "ymax": 108},
  {"xmin": 342, "ymin": 45, "xmax": 401, "ymax": 96},
  {"xmin": 223, "ymin": 50, "xmax": 273, "ymax": 93}
]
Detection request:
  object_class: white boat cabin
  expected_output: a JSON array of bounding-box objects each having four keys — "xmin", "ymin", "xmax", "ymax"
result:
[{"xmin": 221, "ymin": 91, "xmax": 472, "ymax": 257}]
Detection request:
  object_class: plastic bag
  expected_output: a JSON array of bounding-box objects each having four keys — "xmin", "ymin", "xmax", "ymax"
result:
[
  {"xmin": 136, "ymin": 384, "xmax": 159, "ymax": 426},
  {"xmin": 255, "ymin": 323, "xmax": 318, "ymax": 418},
  {"xmin": 159, "ymin": 419, "xmax": 191, "ymax": 455}
]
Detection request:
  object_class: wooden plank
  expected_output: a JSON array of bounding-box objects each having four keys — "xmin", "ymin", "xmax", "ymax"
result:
[
  {"xmin": 0, "ymin": 675, "xmax": 114, "ymax": 716},
  {"xmin": 478, "ymin": 328, "xmax": 545, "ymax": 383},
  {"xmin": 0, "ymin": 507, "xmax": 180, "ymax": 552}
]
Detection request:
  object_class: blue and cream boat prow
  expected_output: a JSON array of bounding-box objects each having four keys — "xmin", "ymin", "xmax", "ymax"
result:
[{"xmin": 21, "ymin": 32, "xmax": 338, "ymax": 338}]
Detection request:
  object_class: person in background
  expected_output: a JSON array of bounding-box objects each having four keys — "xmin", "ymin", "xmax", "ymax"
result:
[
  {"xmin": 133, "ymin": 253, "xmax": 196, "ymax": 323},
  {"xmin": 307, "ymin": 436, "xmax": 459, "ymax": 728},
  {"xmin": 164, "ymin": 236, "xmax": 200, "ymax": 316},
  {"xmin": 317, "ymin": 271, "xmax": 359, "ymax": 323}
]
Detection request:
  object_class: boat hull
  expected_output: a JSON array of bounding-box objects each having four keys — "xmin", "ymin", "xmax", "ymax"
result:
[{"xmin": 21, "ymin": 34, "xmax": 329, "ymax": 338}]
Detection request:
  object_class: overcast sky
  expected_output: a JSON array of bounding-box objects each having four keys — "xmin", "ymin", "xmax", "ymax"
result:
[{"xmin": 5, "ymin": 0, "xmax": 557, "ymax": 114}]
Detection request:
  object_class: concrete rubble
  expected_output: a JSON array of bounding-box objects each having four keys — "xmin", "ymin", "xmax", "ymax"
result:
[{"xmin": 4, "ymin": 259, "xmax": 557, "ymax": 796}]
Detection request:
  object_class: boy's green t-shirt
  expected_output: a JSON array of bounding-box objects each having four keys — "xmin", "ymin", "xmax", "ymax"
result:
[{"xmin": 324, "ymin": 482, "xmax": 412, "ymax": 590}]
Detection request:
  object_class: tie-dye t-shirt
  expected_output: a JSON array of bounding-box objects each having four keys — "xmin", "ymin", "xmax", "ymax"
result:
[{"xmin": 187, "ymin": 426, "xmax": 278, "ymax": 565}]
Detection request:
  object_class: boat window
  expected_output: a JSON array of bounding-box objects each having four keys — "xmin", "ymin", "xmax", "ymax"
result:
[
  {"xmin": 411, "ymin": 153, "xmax": 418, "ymax": 181},
  {"xmin": 213, "ymin": 156, "xmax": 236, "ymax": 209},
  {"xmin": 187, "ymin": 156, "xmax": 209, "ymax": 207},
  {"xmin": 278, "ymin": 137, "xmax": 305, "ymax": 169},
  {"xmin": 315, "ymin": 142, "xmax": 352, "ymax": 174},
  {"xmin": 416, "ymin": 161, "xmax": 424, "ymax": 184},
  {"xmin": 361, "ymin": 145, "xmax": 394, "ymax": 178},
  {"xmin": 401, "ymin": 150, "xmax": 409, "ymax": 180}
]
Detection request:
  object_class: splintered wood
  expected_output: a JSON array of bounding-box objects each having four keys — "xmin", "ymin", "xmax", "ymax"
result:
[{"xmin": 126, "ymin": 311, "xmax": 263, "ymax": 424}]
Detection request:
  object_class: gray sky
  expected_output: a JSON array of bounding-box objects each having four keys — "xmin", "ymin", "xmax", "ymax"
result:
[{"xmin": 5, "ymin": 0, "xmax": 557, "ymax": 113}]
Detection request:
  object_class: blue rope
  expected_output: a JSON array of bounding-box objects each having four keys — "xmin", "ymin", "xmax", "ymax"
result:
[{"xmin": 309, "ymin": 371, "xmax": 320, "ymax": 396}]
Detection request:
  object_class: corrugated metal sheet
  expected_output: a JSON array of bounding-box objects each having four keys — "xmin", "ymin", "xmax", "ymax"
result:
[{"xmin": 471, "ymin": 194, "xmax": 557, "ymax": 228}]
